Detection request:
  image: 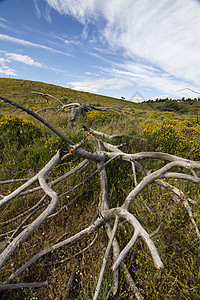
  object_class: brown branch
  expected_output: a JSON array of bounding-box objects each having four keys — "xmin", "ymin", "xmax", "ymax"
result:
[{"xmin": 62, "ymin": 260, "xmax": 79, "ymax": 300}]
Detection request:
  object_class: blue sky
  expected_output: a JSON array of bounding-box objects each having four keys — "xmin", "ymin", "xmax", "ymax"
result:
[{"xmin": 0, "ymin": 0, "xmax": 200, "ymax": 102}]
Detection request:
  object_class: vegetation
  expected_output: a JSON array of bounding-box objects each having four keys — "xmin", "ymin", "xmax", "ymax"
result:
[
  {"xmin": 0, "ymin": 78, "xmax": 140, "ymax": 110},
  {"xmin": 0, "ymin": 78, "xmax": 199, "ymax": 300},
  {"xmin": 142, "ymin": 115, "xmax": 200, "ymax": 160}
]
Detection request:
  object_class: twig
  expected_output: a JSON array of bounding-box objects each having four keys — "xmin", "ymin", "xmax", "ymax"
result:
[
  {"xmin": 82, "ymin": 125, "xmax": 125, "ymax": 140},
  {"xmin": 62, "ymin": 260, "xmax": 79, "ymax": 300},
  {"xmin": 0, "ymin": 194, "xmax": 48, "ymax": 227},
  {"xmin": 8, "ymin": 203, "xmax": 48, "ymax": 244},
  {"xmin": 120, "ymin": 263, "xmax": 144, "ymax": 300},
  {"xmin": 93, "ymin": 217, "xmax": 119, "ymax": 300},
  {"xmin": 4, "ymin": 217, "xmax": 104, "ymax": 283},
  {"xmin": 31, "ymin": 91, "xmax": 65, "ymax": 105},
  {"xmin": 0, "ymin": 152, "xmax": 60, "ymax": 269},
  {"xmin": 150, "ymin": 222, "xmax": 164, "ymax": 238},
  {"xmin": 41, "ymin": 233, "xmax": 98, "ymax": 267},
  {"xmin": 0, "ymin": 281, "xmax": 47, "ymax": 291},
  {"xmin": 0, "ymin": 178, "xmax": 30, "ymax": 185},
  {"xmin": 60, "ymin": 154, "xmax": 120, "ymax": 199},
  {"xmin": 47, "ymin": 195, "xmax": 80, "ymax": 219}
]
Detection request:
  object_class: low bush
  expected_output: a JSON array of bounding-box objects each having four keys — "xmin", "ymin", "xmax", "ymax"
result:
[
  {"xmin": 0, "ymin": 114, "xmax": 42, "ymax": 149},
  {"xmin": 142, "ymin": 117, "xmax": 200, "ymax": 160}
]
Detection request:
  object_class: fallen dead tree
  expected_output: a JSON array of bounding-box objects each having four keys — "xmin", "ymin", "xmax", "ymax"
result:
[
  {"xmin": 30, "ymin": 91, "xmax": 126, "ymax": 127},
  {"xmin": 0, "ymin": 95, "xmax": 199, "ymax": 299}
]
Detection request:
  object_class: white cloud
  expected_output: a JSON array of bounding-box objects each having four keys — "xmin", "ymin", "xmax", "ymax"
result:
[
  {"xmin": 46, "ymin": 0, "xmax": 100, "ymax": 23},
  {"xmin": 0, "ymin": 57, "xmax": 17, "ymax": 76},
  {"xmin": 0, "ymin": 49, "xmax": 74, "ymax": 78},
  {"xmin": 0, "ymin": 34, "xmax": 72, "ymax": 56},
  {"xmin": 46, "ymin": 0, "xmax": 200, "ymax": 95},
  {"xmin": 0, "ymin": 67, "xmax": 16, "ymax": 76},
  {"xmin": 0, "ymin": 51, "xmax": 43, "ymax": 76},
  {"xmin": 0, "ymin": 17, "xmax": 10, "ymax": 30},
  {"xmin": 65, "ymin": 40, "xmax": 80, "ymax": 45},
  {"xmin": 0, "ymin": 56, "xmax": 16, "ymax": 76},
  {"xmin": 108, "ymin": 62, "xmax": 195, "ymax": 95},
  {"xmin": 0, "ymin": 17, "xmax": 8, "ymax": 23},
  {"xmin": 33, "ymin": 0, "xmax": 41, "ymax": 18},
  {"xmin": 68, "ymin": 78, "xmax": 133, "ymax": 92},
  {"xmin": 0, "ymin": 57, "xmax": 10, "ymax": 64},
  {"xmin": 5, "ymin": 53, "xmax": 43, "ymax": 67}
]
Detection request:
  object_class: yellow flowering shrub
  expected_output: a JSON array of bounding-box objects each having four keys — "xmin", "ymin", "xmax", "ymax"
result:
[
  {"xmin": 44, "ymin": 136, "xmax": 67, "ymax": 154},
  {"xmin": 0, "ymin": 114, "xmax": 42, "ymax": 148},
  {"xmin": 0, "ymin": 114, "xmax": 36, "ymax": 129},
  {"xmin": 142, "ymin": 118, "xmax": 200, "ymax": 160},
  {"xmin": 84, "ymin": 110, "xmax": 112, "ymax": 124}
]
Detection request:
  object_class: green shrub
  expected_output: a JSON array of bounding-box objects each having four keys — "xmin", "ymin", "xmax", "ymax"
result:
[
  {"xmin": 0, "ymin": 114, "xmax": 42, "ymax": 149},
  {"xmin": 158, "ymin": 100, "xmax": 180, "ymax": 112},
  {"xmin": 142, "ymin": 118, "xmax": 200, "ymax": 160},
  {"xmin": 83, "ymin": 110, "xmax": 119, "ymax": 126}
]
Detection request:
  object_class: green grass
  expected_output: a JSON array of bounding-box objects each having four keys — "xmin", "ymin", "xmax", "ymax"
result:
[
  {"xmin": 0, "ymin": 78, "xmax": 199, "ymax": 299},
  {"xmin": 0, "ymin": 78, "xmax": 141, "ymax": 110}
]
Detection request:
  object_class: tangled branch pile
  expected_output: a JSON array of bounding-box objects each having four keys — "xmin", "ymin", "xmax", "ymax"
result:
[{"xmin": 0, "ymin": 94, "xmax": 199, "ymax": 299}]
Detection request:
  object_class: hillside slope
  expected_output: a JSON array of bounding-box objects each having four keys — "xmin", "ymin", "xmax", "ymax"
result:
[{"xmin": 0, "ymin": 78, "xmax": 142, "ymax": 110}]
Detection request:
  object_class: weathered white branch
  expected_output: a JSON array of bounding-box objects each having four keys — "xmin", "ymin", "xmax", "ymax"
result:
[
  {"xmin": 18, "ymin": 159, "xmax": 88, "ymax": 197},
  {"xmin": 102, "ymin": 208, "xmax": 164, "ymax": 270},
  {"xmin": 112, "ymin": 230, "xmax": 140, "ymax": 272},
  {"xmin": 0, "ymin": 194, "xmax": 47, "ymax": 227},
  {"xmin": 0, "ymin": 173, "xmax": 38, "ymax": 207},
  {"xmin": 83, "ymin": 125, "xmax": 125, "ymax": 140},
  {"xmin": 0, "ymin": 281, "xmax": 47, "ymax": 291},
  {"xmin": 93, "ymin": 217, "xmax": 119, "ymax": 300},
  {"xmin": 31, "ymin": 91, "xmax": 65, "ymax": 105},
  {"xmin": 0, "ymin": 152, "xmax": 60, "ymax": 269},
  {"xmin": 132, "ymin": 161, "xmax": 138, "ymax": 186},
  {"xmin": 1, "ymin": 95, "xmax": 199, "ymax": 298},
  {"xmin": 106, "ymin": 151, "xmax": 200, "ymax": 168},
  {"xmin": 162, "ymin": 172, "xmax": 200, "ymax": 183},
  {"xmin": 5, "ymin": 217, "xmax": 104, "ymax": 283},
  {"xmin": 123, "ymin": 161, "xmax": 200, "ymax": 210},
  {"xmin": 0, "ymin": 178, "xmax": 30, "ymax": 185}
]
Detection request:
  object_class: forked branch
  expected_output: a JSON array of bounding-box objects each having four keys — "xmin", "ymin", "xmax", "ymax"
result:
[{"xmin": 0, "ymin": 95, "xmax": 199, "ymax": 299}]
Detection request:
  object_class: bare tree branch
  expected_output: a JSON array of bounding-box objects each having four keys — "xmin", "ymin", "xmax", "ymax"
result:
[
  {"xmin": 0, "ymin": 281, "xmax": 47, "ymax": 291},
  {"xmin": 4, "ymin": 217, "xmax": 104, "ymax": 283},
  {"xmin": 0, "ymin": 152, "xmax": 60, "ymax": 269},
  {"xmin": 93, "ymin": 217, "xmax": 119, "ymax": 300},
  {"xmin": 0, "ymin": 95, "xmax": 199, "ymax": 299}
]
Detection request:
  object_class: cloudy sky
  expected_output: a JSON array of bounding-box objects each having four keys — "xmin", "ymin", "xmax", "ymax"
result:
[{"xmin": 0, "ymin": 0, "xmax": 200, "ymax": 101}]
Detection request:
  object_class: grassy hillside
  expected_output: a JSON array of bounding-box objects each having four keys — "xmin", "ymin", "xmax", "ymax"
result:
[
  {"xmin": 0, "ymin": 77, "xmax": 199, "ymax": 114},
  {"xmin": 0, "ymin": 78, "xmax": 142, "ymax": 110},
  {"xmin": 0, "ymin": 78, "xmax": 199, "ymax": 299}
]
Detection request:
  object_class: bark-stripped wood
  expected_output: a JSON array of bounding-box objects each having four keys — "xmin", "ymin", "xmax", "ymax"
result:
[{"xmin": 0, "ymin": 95, "xmax": 199, "ymax": 299}]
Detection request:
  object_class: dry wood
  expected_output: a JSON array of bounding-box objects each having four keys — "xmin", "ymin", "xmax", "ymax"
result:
[
  {"xmin": 0, "ymin": 95, "xmax": 199, "ymax": 299},
  {"xmin": 0, "ymin": 281, "xmax": 47, "ymax": 291}
]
